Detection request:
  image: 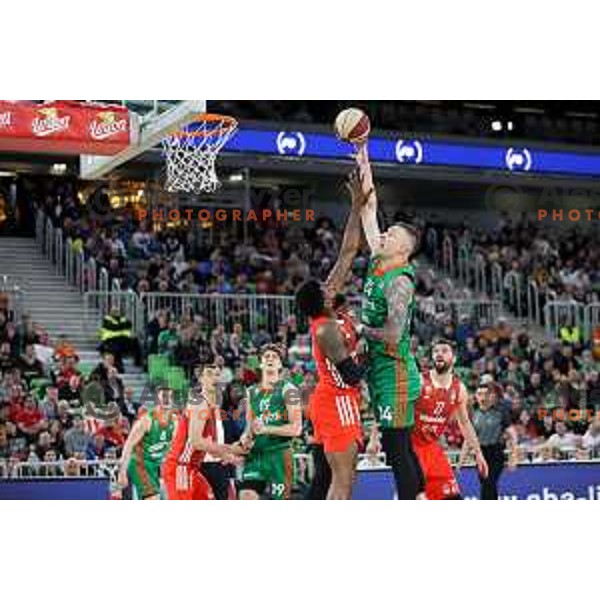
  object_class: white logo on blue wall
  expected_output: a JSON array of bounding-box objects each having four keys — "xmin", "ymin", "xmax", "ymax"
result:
[
  {"xmin": 505, "ymin": 148, "xmax": 532, "ymax": 172},
  {"xmin": 395, "ymin": 140, "xmax": 423, "ymax": 164},
  {"xmin": 276, "ymin": 131, "xmax": 306, "ymax": 156}
]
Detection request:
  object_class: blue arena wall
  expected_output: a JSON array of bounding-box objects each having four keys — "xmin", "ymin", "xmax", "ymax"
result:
[{"xmin": 352, "ymin": 462, "xmax": 600, "ymax": 500}]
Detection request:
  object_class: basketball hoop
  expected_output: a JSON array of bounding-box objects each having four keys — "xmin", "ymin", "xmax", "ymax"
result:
[{"xmin": 161, "ymin": 113, "xmax": 237, "ymax": 194}]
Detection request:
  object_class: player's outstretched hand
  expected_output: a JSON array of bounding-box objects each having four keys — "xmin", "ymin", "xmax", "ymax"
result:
[
  {"xmin": 475, "ymin": 452, "xmax": 489, "ymax": 479},
  {"xmin": 221, "ymin": 452, "xmax": 243, "ymax": 467},
  {"xmin": 232, "ymin": 439, "xmax": 252, "ymax": 455},
  {"xmin": 239, "ymin": 434, "xmax": 254, "ymax": 453},
  {"xmin": 345, "ymin": 168, "xmax": 371, "ymax": 208},
  {"xmin": 251, "ymin": 420, "xmax": 265, "ymax": 435},
  {"xmin": 117, "ymin": 468, "xmax": 128, "ymax": 488}
]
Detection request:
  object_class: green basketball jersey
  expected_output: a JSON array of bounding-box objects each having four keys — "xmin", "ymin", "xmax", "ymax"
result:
[
  {"xmin": 138, "ymin": 409, "xmax": 177, "ymax": 465},
  {"xmin": 361, "ymin": 258, "xmax": 421, "ymax": 428},
  {"xmin": 248, "ymin": 380, "xmax": 297, "ymax": 452},
  {"xmin": 361, "ymin": 258, "xmax": 416, "ymax": 360}
]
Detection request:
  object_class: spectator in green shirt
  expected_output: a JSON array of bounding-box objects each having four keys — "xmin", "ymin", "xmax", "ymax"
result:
[{"xmin": 158, "ymin": 322, "xmax": 179, "ymax": 358}]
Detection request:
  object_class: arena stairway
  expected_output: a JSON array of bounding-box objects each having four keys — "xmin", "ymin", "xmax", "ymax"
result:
[
  {"xmin": 418, "ymin": 255, "xmax": 549, "ymax": 344},
  {"xmin": 0, "ymin": 236, "xmax": 148, "ymax": 405}
]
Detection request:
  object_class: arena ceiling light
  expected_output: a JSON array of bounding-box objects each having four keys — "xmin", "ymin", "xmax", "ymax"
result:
[
  {"xmin": 50, "ymin": 163, "xmax": 68, "ymax": 175},
  {"xmin": 491, "ymin": 120, "xmax": 514, "ymax": 132}
]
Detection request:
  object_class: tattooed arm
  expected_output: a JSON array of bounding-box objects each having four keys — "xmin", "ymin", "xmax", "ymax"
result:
[
  {"xmin": 362, "ymin": 275, "xmax": 413, "ymax": 353},
  {"xmin": 355, "ymin": 143, "xmax": 380, "ymax": 254},
  {"xmin": 325, "ymin": 169, "xmax": 369, "ymax": 297}
]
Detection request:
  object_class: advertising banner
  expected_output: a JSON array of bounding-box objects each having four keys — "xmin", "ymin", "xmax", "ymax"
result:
[
  {"xmin": 352, "ymin": 462, "xmax": 600, "ymax": 500},
  {"xmin": 0, "ymin": 101, "xmax": 131, "ymax": 155}
]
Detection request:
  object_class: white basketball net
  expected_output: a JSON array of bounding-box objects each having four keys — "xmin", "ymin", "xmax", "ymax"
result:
[{"xmin": 161, "ymin": 115, "xmax": 237, "ymax": 194}]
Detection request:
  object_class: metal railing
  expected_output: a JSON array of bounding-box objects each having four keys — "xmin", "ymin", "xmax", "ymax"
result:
[
  {"xmin": 472, "ymin": 253, "xmax": 486, "ymax": 296},
  {"xmin": 83, "ymin": 291, "xmax": 141, "ymax": 337},
  {"xmin": 3, "ymin": 453, "xmax": 599, "ymax": 485},
  {"xmin": 35, "ymin": 208, "xmax": 45, "ymax": 250},
  {"xmin": 457, "ymin": 243, "xmax": 469, "ymax": 286},
  {"xmin": 584, "ymin": 303, "xmax": 600, "ymax": 342},
  {"xmin": 416, "ymin": 298, "xmax": 502, "ymax": 329},
  {"xmin": 442, "ymin": 236, "xmax": 455, "ymax": 278},
  {"xmin": 527, "ymin": 279, "xmax": 540, "ymax": 326},
  {"xmin": 0, "ymin": 459, "xmax": 120, "ymax": 480},
  {"xmin": 425, "ymin": 228, "xmax": 439, "ymax": 266},
  {"xmin": 503, "ymin": 270, "xmax": 523, "ymax": 319},
  {"xmin": 44, "ymin": 217, "xmax": 54, "ymax": 262},
  {"xmin": 55, "ymin": 228, "xmax": 64, "ymax": 276},
  {"xmin": 0, "ymin": 276, "xmax": 25, "ymax": 322},
  {"xmin": 544, "ymin": 300, "xmax": 586, "ymax": 340},
  {"xmin": 33, "ymin": 208, "xmax": 600, "ymax": 344},
  {"xmin": 491, "ymin": 262, "xmax": 503, "ymax": 300},
  {"xmin": 141, "ymin": 292, "xmax": 296, "ymax": 334}
]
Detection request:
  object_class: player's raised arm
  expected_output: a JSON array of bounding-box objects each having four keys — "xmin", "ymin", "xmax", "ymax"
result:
[
  {"xmin": 453, "ymin": 384, "xmax": 488, "ymax": 479},
  {"xmin": 325, "ymin": 169, "xmax": 368, "ymax": 297},
  {"xmin": 315, "ymin": 320, "xmax": 366, "ymax": 387},
  {"xmin": 118, "ymin": 414, "xmax": 151, "ymax": 487},
  {"xmin": 355, "ymin": 143, "xmax": 381, "ymax": 254}
]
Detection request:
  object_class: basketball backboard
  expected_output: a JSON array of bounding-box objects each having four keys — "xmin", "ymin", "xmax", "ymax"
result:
[{"xmin": 79, "ymin": 100, "xmax": 206, "ymax": 180}]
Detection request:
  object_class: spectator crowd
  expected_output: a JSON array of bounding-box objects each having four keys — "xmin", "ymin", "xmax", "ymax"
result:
[{"xmin": 2, "ymin": 179, "xmax": 600, "ymax": 484}]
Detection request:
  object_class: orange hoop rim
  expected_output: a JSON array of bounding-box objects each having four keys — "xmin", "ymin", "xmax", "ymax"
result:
[{"xmin": 168, "ymin": 113, "xmax": 238, "ymax": 139}]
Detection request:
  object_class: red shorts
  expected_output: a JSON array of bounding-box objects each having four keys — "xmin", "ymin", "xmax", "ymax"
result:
[
  {"xmin": 162, "ymin": 462, "xmax": 214, "ymax": 500},
  {"xmin": 412, "ymin": 435, "xmax": 460, "ymax": 500},
  {"xmin": 309, "ymin": 387, "xmax": 362, "ymax": 454}
]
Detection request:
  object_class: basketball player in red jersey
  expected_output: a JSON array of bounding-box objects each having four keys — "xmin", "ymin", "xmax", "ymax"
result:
[
  {"xmin": 162, "ymin": 357, "xmax": 246, "ymax": 500},
  {"xmin": 296, "ymin": 169, "xmax": 369, "ymax": 500},
  {"xmin": 412, "ymin": 339, "xmax": 488, "ymax": 499}
]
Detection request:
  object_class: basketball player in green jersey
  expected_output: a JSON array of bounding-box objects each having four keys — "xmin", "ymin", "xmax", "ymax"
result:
[
  {"xmin": 238, "ymin": 344, "xmax": 303, "ymax": 500},
  {"xmin": 118, "ymin": 387, "xmax": 178, "ymax": 500},
  {"xmin": 355, "ymin": 142, "xmax": 425, "ymax": 500}
]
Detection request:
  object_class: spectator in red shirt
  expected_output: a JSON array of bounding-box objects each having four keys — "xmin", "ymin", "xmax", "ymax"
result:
[
  {"xmin": 97, "ymin": 416, "xmax": 129, "ymax": 450},
  {"xmin": 54, "ymin": 355, "xmax": 83, "ymax": 402},
  {"xmin": 14, "ymin": 396, "xmax": 46, "ymax": 439}
]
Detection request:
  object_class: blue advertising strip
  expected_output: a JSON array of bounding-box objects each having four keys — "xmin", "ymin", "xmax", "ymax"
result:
[
  {"xmin": 219, "ymin": 127, "xmax": 600, "ymax": 179},
  {"xmin": 0, "ymin": 478, "xmax": 111, "ymax": 500},
  {"xmin": 352, "ymin": 463, "xmax": 600, "ymax": 500}
]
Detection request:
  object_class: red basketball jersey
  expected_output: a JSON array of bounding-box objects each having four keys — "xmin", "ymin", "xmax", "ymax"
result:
[
  {"xmin": 309, "ymin": 314, "xmax": 359, "ymax": 393},
  {"xmin": 163, "ymin": 401, "xmax": 217, "ymax": 468},
  {"xmin": 413, "ymin": 371, "xmax": 462, "ymax": 442}
]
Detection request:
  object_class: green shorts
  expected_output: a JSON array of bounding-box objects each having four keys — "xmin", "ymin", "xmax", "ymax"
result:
[
  {"xmin": 240, "ymin": 446, "xmax": 293, "ymax": 500},
  {"xmin": 128, "ymin": 458, "xmax": 161, "ymax": 500},
  {"xmin": 368, "ymin": 354, "xmax": 421, "ymax": 429}
]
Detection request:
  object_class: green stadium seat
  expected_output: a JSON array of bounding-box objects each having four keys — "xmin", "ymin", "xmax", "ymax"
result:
[
  {"xmin": 77, "ymin": 362, "xmax": 95, "ymax": 378},
  {"xmin": 149, "ymin": 354, "xmax": 170, "ymax": 385},
  {"xmin": 167, "ymin": 366, "xmax": 187, "ymax": 392}
]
